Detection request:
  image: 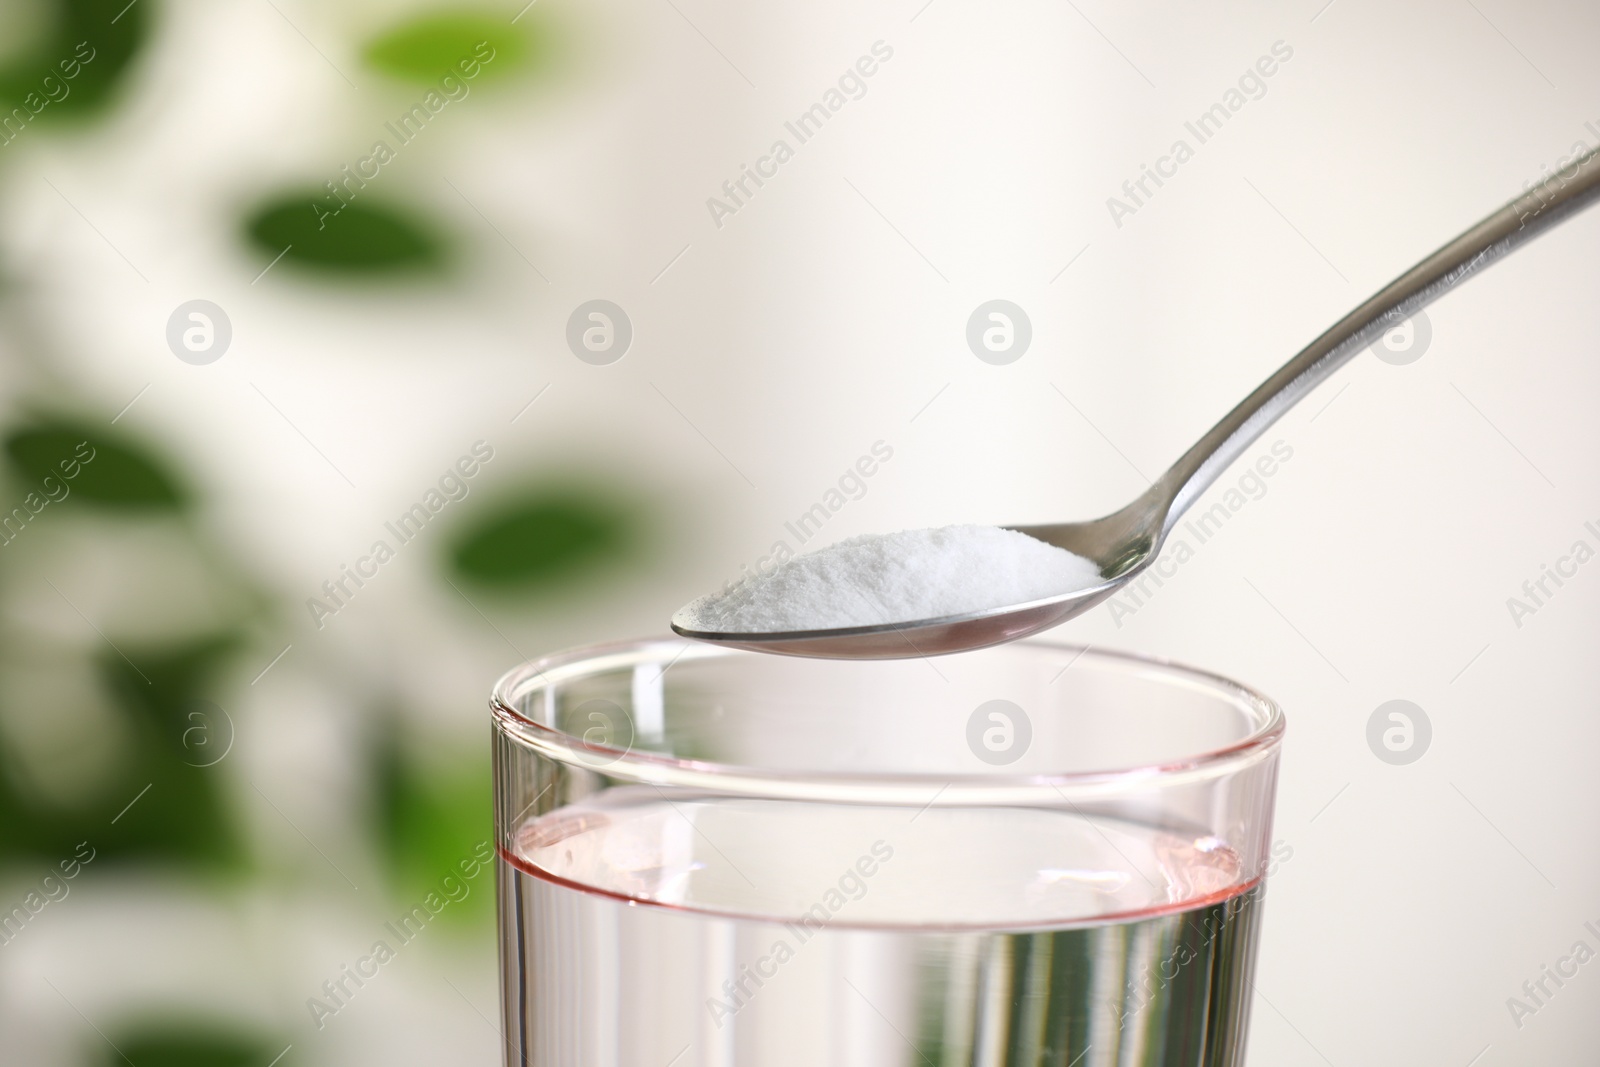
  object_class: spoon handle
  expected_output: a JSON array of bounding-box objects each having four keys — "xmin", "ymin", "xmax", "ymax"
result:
[{"xmin": 1154, "ymin": 144, "xmax": 1600, "ymax": 532}]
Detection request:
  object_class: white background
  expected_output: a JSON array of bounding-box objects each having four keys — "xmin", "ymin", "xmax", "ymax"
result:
[{"xmin": 1, "ymin": 0, "xmax": 1597, "ymax": 1064}]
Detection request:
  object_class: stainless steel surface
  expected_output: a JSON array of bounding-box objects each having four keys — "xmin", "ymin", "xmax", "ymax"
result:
[{"xmin": 674, "ymin": 146, "xmax": 1600, "ymax": 659}]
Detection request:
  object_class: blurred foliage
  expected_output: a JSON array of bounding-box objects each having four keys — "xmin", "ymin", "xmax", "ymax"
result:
[
  {"xmin": 0, "ymin": 633, "xmax": 246, "ymax": 869},
  {"xmin": 0, "ymin": 0, "xmax": 149, "ymax": 125},
  {"xmin": 373, "ymin": 724, "xmax": 493, "ymax": 923},
  {"xmin": 245, "ymin": 195, "xmax": 446, "ymax": 274},
  {"xmin": 447, "ymin": 486, "xmax": 637, "ymax": 593},
  {"xmin": 363, "ymin": 11, "xmax": 537, "ymax": 84},
  {"xmin": 0, "ymin": 0, "xmax": 645, "ymax": 1052},
  {"xmin": 5, "ymin": 419, "xmax": 188, "ymax": 509},
  {"xmin": 110, "ymin": 1020, "xmax": 281, "ymax": 1067},
  {"xmin": 96, "ymin": 631, "xmax": 247, "ymax": 874}
]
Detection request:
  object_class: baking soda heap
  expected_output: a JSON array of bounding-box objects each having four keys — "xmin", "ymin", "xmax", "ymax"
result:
[{"xmin": 674, "ymin": 524, "xmax": 1104, "ymax": 634}]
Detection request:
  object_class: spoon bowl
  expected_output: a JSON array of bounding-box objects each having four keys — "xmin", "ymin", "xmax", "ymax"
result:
[
  {"xmin": 674, "ymin": 145, "xmax": 1600, "ymax": 659},
  {"xmin": 671, "ymin": 502, "xmax": 1163, "ymax": 658}
]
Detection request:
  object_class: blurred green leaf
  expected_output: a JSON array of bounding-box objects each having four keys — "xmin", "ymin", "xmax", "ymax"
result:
[
  {"xmin": 100, "ymin": 633, "xmax": 240, "ymax": 745},
  {"xmin": 93, "ymin": 633, "xmax": 247, "ymax": 869},
  {"xmin": 0, "ymin": 0, "xmax": 150, "ymax": 130},
  {"xmin": 245, "ymin": 194, "xmax": 446, "ymax": 274},
  {"xmin": 4, "ymin": 421, "xmax": 187, "ymax": 510},
  {"xmin": 374, "ymin": 728, "xmax": 493, "ymax": 923},
  {"xmin": 363, "ymin": 12, "xmax": 538, "ymax": 84},
  {"xmin": 113, "ymin": 1020, "xmax": 277, "ymax": 1067},
  {"xmin": 447, "ymin": 488, "xmax": 635, "ymax": 591},
  {"xmin": 0, "ymin": 633, "xmax": 246, "ymax": 870}
]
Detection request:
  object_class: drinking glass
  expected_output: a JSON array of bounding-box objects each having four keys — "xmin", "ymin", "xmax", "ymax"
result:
[{"xmin": 492, "ymin": 638, "xmax": 1284, "ymax": 1066}]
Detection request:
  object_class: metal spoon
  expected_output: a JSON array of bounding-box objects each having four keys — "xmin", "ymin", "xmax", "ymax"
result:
[{"xmin": 673, "ymin": 145, "xmax": 1600, "ymax": 659}]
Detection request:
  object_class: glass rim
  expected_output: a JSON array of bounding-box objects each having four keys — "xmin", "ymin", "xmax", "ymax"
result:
[{"xmin": 490, "ymin": 636, "xmax": 1285, "ymax": 806}]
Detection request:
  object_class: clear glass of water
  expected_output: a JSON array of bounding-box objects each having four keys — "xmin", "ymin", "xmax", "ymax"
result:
[{"xmin": 491, "ymin": 638, "xmax": 1284, "ymax": 1066}]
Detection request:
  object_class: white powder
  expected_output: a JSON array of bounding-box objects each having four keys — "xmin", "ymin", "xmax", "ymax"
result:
[{"xmin": 674, "ymin": 524, "xmax": 1104, "ymax": 634}]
